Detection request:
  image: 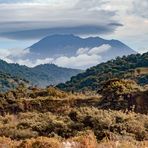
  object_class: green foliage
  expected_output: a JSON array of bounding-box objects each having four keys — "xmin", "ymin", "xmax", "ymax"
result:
[
  {"xmin": 0, "ymin": 71, "xmax": 28, "ymax": 92},
  {"xmin": 0, "ymin": 61, "xmax": 82, "ymax": 91},
  {"xmin": 57, "ymin": 52, "xmax": 148, "ymax": 92}
]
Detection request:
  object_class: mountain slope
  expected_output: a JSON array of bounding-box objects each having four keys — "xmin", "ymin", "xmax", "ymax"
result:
[
  {"xmin": 57, "ymin": 52, "xmax": 148, "ymax": 91},
  {"xmin": 27, "ymin": 34, "xmax": 136, "ymax": 62},
  {"xmin": 0, "ymin": 60, "xmax": 81, "ymax": 88}
]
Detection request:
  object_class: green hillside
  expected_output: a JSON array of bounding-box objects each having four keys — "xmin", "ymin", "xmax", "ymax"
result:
[
  {"xmin": 57, "ymin": 52, "xmax": 148, "ymax": 92},
  {"xmin": 0, "ymin": 71, "xmax": 28, "ymax": 92},
  {"xmin": 0, "ymin": 60, "xmax": 82, "ymax": 89}
]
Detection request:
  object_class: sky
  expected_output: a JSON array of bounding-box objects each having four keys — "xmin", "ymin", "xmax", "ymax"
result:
[{"xmin": 0, "ymin": 0, "xmax": 148, "ymax": 68}]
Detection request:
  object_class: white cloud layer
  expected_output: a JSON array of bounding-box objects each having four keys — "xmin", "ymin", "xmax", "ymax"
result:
[
  {"xmin": 88, "ymin": 44, "xmax": 111, "ymax": 55},
  {"xmin": 0, "ymin": 44, "xmax": 111, "ymax": 69},
  {"xmin": 53, "ymin": 44, "xmax": 111, "ymax": 69},
  {"xmin": 0, "ymin": 0, "xmax": 120, "ymax": 40},
  {"xmin": 54, "ymin": 54, "xmax": 101, "ymax": 69},
  {"xmin": 0, "ymin": 48, "xmax": 29, "ymax": 62},
  {"xmin": 16, "ymin": 58, "xmax": 53, "ymax": 67}
]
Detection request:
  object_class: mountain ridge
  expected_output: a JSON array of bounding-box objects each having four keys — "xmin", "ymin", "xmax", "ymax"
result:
[
  {"xmin": 27, "ymin": 34, "xmax": 136, "ymax": 64},
  {"xmin": 0, "ymin": 59, "xmax": 82, "ymax": 90}
]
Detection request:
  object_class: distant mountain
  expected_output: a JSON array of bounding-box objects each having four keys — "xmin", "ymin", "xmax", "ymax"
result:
[
  {"xmin": 57, "ymin": 52, "xmax": 148, "ymax": 92},
  {"xmin": 0, "ymin": 60, "xmax": 82, "ymax": 89},
  {"xmin": 27, "ymin": 34, "xmax": 136, "ymax": 62}
]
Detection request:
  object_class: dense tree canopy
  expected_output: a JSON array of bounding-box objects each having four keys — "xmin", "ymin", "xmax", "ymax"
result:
[{"xmin": 57, "ymin": 52, "xmax": 148, "ymax": 92}]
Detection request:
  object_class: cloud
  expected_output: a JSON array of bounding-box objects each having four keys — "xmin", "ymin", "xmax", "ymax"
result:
[
  {"xmin": 0, "ymin": 0, "xmax": 27, "ymax": 3},
  {"xmin": 132, "ymin": 0, "xmax": 148, "ymax": 18},
  {"xmin": 0, "ymin": 48, "xmax": 29, "ymax": 61},
  {"xmin": 0, "ymin": 0, "xmax": 61, "ymax": 4},
  {"xmin": 76, "ymin": 48, "xmax": 89, "ymax": 55},
  {"xmin": 76, "ymin": 44, "xmax": 111, "ymax": 55},
  {"xmin": 75, "ymin": 0, "xmax": 108, "ymax": 9},
  {"xmin": 0, "ymin": 48, "xmax": 53, "ymax": 67},
  {"xmin": 16, "ymin": 58, "xmax": 53, "ymax": 67},
  {"xmin": 88, "ymin": 44, "xmax": 111, "ymax": 55},
  {"xmin": 54, "ymin": 54, "xmax": 101, "ymax": 69},
  {"xmin": 0, "ymin": 0, "xmax": 121, "ymax": 39},
  {"xmin": 5, "ymin": 54, "xmax": 101, "ymax": 69},
  {"xmin": 53, "ymin": 45, "xmax": 111, "ymax": 69},
  {"xmin": 0, "ymin": 0, "xmax": 147, "ymax": 53},
  {"xmin": 100, "ymin": 0, "xmax": 148, "ymax": 51},
  {"xmin": 0, "ymin": 44, "xmax": 111, "ymax": 69},
  {"xmin": 0, "ymin": 25, "xmax": 121, "ymax": 40}
]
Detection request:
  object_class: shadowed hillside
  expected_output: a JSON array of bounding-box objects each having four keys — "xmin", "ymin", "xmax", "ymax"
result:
[
  {"xmin": 0, "ymin": 60, "xmax": 82, "ymax": 90},
  {"xmin": 0, "ymin": 71, "xmax": 29, "ymax": 92}
]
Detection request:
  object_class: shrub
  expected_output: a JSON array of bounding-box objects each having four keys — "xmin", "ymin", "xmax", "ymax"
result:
[{"xmin": 19, "ymin": 137, "xmax": 61, "ymax": 148}]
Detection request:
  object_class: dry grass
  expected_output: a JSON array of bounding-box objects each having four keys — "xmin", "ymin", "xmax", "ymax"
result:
[
  {"xmin": 0, "ymin": 108, "xmax": 147, "ymax": 142},
  {"xmin": 97, "ymin": 141, "xmax": 148, "ymax": 148},
  {"xmin": 0, "ymin": 85, "xmax": 147, "ymax": 147},
  {"xmin": 0, "ymin": 132, "xmax": 147, "ymax": 148}
]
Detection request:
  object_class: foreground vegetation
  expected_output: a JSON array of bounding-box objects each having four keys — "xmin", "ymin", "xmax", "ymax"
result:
[
  {"xmin": 0, "ymin": 108, "xmax": 147, "ymax": 141},
  {"xmin": 0, "ymin": 78, "xmax": 147, "ymax": 147},
  {"xmin": 0, "ymin": 131, "xmax": 147, "ymax": 148}
]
